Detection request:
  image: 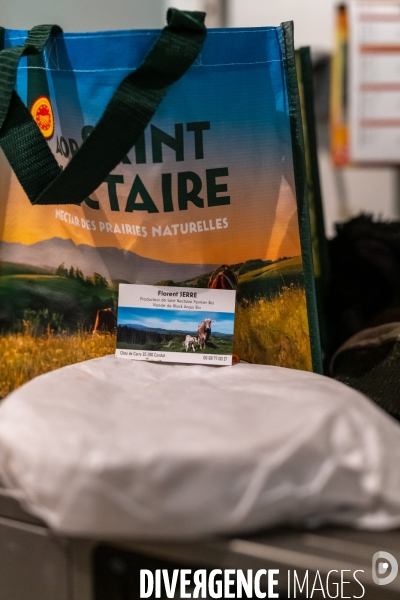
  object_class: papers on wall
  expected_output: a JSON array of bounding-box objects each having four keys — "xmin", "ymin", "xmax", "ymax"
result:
[{"xmin": 349, "ymin": 0, "xmax": 400, "ymax": 162}]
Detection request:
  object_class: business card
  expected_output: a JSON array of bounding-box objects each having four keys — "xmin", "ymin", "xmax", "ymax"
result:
[{"xmin": 116, "ymin": 284, "xmax": 236, "ymax": 365}]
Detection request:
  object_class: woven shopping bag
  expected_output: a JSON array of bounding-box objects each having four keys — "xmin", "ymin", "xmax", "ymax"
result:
[{"xmin": 0, "ymin": 10, "xmax": 322, "ymax": 396}]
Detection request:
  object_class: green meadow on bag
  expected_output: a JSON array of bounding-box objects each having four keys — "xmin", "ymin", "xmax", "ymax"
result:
[{"xmin": 0, "ymin": 12, "xmax": 322, "ymax": 396}]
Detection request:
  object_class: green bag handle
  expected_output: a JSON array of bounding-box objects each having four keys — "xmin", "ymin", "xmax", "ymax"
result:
[{"xmin": 0, "ymin": 9, "xmax": 206, "ymax": 206}]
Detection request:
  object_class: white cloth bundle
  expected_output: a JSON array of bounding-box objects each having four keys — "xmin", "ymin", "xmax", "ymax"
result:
[{"xmin": 0, "ymin": 356, "xmax": 399, "ymax": 539}]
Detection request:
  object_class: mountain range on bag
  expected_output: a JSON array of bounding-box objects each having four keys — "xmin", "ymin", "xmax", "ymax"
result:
[{"xmin": 0, "ymin": 238, "xmax": 218, "ymax": 284}]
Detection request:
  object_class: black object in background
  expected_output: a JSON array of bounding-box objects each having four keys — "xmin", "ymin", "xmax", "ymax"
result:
[
  {"xmin": 328, "ymin": 215, "xmax": 400, "ymax": 417},
  {"xmin": 327, "ymin": 215, "xmax": 400, "ymax": 353},
  {"xmin": 331, "ymin": 323, "xmax": 400, "ymax": 421}
]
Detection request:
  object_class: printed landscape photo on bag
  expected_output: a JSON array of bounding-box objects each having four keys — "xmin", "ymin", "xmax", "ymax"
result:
[
  {"xmin": 0, "ymin": 17, "xmax": 321, "ymax": 395},
  {"xmin": 116, "ymin": 307, "xmax": 234, "ymax": 356}
]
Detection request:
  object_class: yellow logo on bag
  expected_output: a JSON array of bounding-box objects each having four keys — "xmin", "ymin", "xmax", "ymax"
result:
[{"xmin": 31, "ymin": 96, "xmax": 54, "ymax": 139}]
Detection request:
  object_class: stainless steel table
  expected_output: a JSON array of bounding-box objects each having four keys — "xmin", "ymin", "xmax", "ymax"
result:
[{"xmin": 0, "ymin": 487, "xmax": 399, "ymax": 600}]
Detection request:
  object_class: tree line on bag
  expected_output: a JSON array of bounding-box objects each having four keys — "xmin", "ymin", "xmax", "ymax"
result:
[{"xmin": 55, "ymin": 264, "xmax": 108, "ymax": 289}]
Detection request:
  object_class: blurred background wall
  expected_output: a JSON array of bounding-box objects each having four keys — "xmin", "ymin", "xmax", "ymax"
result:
[
  {"xmin": 1, "ymin": 0, "xmax": 399, "ymax": 236},
  {"xmin": 230, "ymin": 0, "xmax": 336, "ymax": 50},
  {"xmin": 0, "ymin": 0, "xmax": 164, "ymax": 30}
]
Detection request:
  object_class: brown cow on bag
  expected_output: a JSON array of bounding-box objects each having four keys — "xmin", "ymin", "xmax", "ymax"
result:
[
  {"xmin": 93, "ymin": 308, "xmax": 116, "ymax": 334},
  {"xmin": 208, "ymin": 264, "xmax": 238, "ymax": 290}
]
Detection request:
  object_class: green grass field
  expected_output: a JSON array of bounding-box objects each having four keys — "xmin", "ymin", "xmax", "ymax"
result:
[
  {"xmin": 234, "ymin": 284, "xmax": 312, "ymax": 371},
  {"xmin": 0, "ymin": 273, "xmax": 116, "ymax": 302},
  {"xmin": 0, "ymin": 256, "xmax": 312, "ymax": 394},
  {"xmin": 0, "ymin": 332, "xmax": 116, "ymax": 399},
  {"xmin": 238, "ymin": 256, "xmax": 304, "ymax": 299},
  {"xmin": 0, "ymin": 270, "xmax": 117, "ymax": 330}
]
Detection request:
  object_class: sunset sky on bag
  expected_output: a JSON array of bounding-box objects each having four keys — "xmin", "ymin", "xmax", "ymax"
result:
[{"xmin": 2, "ymin": 26, "xmax": 302, "ymax": 266}]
